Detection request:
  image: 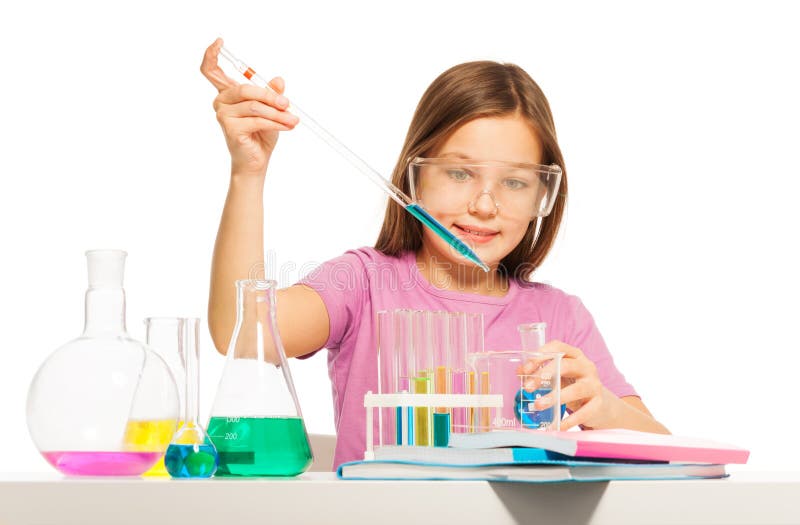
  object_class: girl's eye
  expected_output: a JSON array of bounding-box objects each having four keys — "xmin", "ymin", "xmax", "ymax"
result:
[
  {"xmin": 503, "ymin": 178, "xmax": 528, "ymax": 190},
  {"xmin": 446, "ymin": 168, "xmax": 471, "ymax": 182}
]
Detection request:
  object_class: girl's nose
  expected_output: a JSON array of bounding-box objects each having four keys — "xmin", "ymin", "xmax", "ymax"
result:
[{"xmin": 468, "ymin": 190, "xmax": 499, "ymax": 217}]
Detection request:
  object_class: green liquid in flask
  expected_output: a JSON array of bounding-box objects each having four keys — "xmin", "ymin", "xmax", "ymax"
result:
[{"xmin": 207, "ymin": 416, "xmax": 312, "ymax": 477}]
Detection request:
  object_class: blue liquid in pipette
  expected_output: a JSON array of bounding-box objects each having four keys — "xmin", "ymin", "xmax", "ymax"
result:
[{"xmin": 406, "ymin": 204, "xmax": 489, "ymax": 272}]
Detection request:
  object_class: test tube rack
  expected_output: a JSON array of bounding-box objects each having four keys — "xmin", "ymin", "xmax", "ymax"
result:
[{"xmin": 362, "ymin": 391, "xmax": 503, "ymax": 460}]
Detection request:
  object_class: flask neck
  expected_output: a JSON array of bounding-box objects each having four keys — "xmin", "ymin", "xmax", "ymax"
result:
[
  {"xmin": 83, "ymin": 287, "xmax": 128, "ymax": 337},
  {"xmin": 183, "ymin": 319, "xmax": 200, "ymax": 425}
]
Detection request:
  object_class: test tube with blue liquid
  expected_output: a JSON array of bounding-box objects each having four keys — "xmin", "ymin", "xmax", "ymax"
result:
[
  {"xmin": 394, "ymin": 309, "xmax": 414, "ymax": 445},
  {"xmin": 217, "ymin": 45, "xmax": 490, "ymax": 273}
]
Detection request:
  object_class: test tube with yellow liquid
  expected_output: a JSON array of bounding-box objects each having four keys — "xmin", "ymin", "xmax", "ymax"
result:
[{"xmin": 411, "ymin": 310, "xmax": 432, "ymax": 446}]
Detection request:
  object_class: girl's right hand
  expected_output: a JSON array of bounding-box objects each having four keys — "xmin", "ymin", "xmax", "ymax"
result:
[{"xmin": 200, "ymin": 38, "xmax": 299, "ymax": 177}]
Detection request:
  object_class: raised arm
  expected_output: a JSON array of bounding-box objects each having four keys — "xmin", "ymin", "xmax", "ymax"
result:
[{"xmin": 201, "ymin": 38, "xmax": 329, "ymax": 358}]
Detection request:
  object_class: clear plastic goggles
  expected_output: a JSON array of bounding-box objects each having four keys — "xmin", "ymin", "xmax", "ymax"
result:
[{"xmin": 408, "ymin": 157, "xmax": 562, "ymax": 219}]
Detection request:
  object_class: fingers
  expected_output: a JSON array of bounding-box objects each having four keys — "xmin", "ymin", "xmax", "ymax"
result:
[
  {"xmin": 201, "ymin": 38, "xmax": 238, "ymax": 92},
  {"xmin": 220, "ymin": 100, "xmax": 299, "ymax": 128},
  {"xmin": 226, "ymin": 116, "xmax": 294, "ymax": 137},
  {"xmin": 215, "ymin": 84, "xmax": 291, "ymax": 111},
  {"xmin": 559, "ymin": 397, "xmax": 602, "ymax": 431},
  {"xmin": 268, "ymin": 76, "xmax": 285, "ymax": 95}
]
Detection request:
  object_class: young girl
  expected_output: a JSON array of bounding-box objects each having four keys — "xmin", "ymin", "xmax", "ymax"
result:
[{"xmin": 200, "ymin": 38, "xmax": 668, "ymax": 469}]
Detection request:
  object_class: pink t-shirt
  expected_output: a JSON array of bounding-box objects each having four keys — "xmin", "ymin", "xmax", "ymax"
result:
[{"xmin": 297, "ymin": 247, "xmax": 637, "ymax": 469}]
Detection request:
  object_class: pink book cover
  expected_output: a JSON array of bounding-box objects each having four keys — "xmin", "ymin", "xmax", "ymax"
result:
[{"xmin": 555, "ymin": 429, "xmax": 750, "ymax": 464}]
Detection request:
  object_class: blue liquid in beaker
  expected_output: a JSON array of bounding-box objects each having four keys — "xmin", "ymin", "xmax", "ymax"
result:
[{"xmin": 514, "ymin": 389, "xmax": 567, "ymax": 429}]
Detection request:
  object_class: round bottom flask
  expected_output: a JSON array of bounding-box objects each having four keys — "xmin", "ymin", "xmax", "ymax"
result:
[{"xmin": 26, "ymin": 250, "xmax": 179, "ymax": 476}]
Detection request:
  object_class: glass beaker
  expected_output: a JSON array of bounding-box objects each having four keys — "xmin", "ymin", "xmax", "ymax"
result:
[
  {"xmin": 26, "ymin": 250, "xmax": 180, "ymax": 476},
  {"xmin": 164, "ymin": 318, "xmax": 218, "ymax": 478},
  {"xmin": 467, "ymin": 350, "xmax": 563, "ymax": 431},
  {"xmin": 207, "ymin": 279, "xmax": 312, "ymax": 477}
]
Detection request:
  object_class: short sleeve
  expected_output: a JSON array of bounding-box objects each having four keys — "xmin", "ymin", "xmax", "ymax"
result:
[
  {"xmin": 295, "ymin": 250, "xmax": 368, "ymax": 355},
  {"xmin": 565, "ymin": 296, "xmax": 638, "ymax": 399}
]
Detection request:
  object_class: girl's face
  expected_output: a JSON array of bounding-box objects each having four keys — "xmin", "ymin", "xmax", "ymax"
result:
[{"xmin": 418, "ymin": 114, "xmax": 544, "ymax": 271}]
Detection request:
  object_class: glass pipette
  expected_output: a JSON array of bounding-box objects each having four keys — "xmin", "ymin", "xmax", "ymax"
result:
[{"xmin": 218, "ymin": 46, "xmax": 490, "ymax": 273}]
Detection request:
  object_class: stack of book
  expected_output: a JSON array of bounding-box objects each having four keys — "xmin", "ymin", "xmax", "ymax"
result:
[{"xmin": 338, "ymin": 429, "xmax": 750, "ymax": 482}]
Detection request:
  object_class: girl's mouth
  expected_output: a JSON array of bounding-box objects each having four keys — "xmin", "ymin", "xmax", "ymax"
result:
[{"xmin": 454, "ymin": 224, "xmax": 499, "ymax": 243}]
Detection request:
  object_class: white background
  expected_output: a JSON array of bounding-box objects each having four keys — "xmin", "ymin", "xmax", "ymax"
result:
[{"xmin": 1, "ymin": 1, "xmax": 797, "ymax": 473}]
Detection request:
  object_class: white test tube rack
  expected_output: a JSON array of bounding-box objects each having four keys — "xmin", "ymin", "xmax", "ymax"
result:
[{"xmin": 362, "ymin": 391, "xmax": 504, "ymax": 460}]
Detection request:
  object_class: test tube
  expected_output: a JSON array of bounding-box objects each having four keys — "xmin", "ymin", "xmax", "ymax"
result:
[
  {"xmin": 449, "ymin": 312, "xmax": 468, "ymax": 434},
  {"xmin": 395, "ymin": 309, "xmax": 414, "ymax": 445},
  {"xmin": 376, "ymin": 311, "xmax": 395, "ymax": 447},
  {"xmin": 411, "ymin": 310, "xmax": 432, "ymax": 446},
  {"xmin": 431, "ymin": 311, "xmax": 451, "ymax": 447},
  {"xmin": 466, "ymin": 313, "xmax": 486, "ymax": 432}
]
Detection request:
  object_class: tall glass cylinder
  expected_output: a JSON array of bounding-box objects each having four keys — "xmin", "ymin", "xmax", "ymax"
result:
[{"xmin": 124, "ymin": 317, "xmax": 187, "ymax": 477}]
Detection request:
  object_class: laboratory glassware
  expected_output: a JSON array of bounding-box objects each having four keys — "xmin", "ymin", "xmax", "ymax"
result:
[
  {"xmin": 207, "ymin": 279, "xmax": 313, "ymax": 476},
  {"xmin": 411, "ymin": 310, "xmax": 433, "ymax": 446},
  {"xmin": 217, "ymin": 45, "xmax": 489, "ymax": 273},
  {"xmin": 518, "ymin": 322, "xmax": 566, "ymax": 426},
  {"xmin": 164, "ymin": 318, "xmax": 218, "ymax": 478},
  {"xmin": 123, "ymin": 317, "xmax": 188, "ymax": 477},
  {"xmin": 430, "ymin": 311, "xmax": 451, "ymax": 447},
  {"xmin": 26, "ymin": 250, "xmax": 179, "ymax": 476}
]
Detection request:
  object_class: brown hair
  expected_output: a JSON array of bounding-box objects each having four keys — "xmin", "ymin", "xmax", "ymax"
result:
[{"xmin": 374, "ymin": 61, "xmax": 568, "ymax": 281}]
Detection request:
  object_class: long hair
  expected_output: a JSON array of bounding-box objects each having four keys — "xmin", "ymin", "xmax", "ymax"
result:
[{"xmin": 374, "ymin": 61, "xmax": 567, "ymax": 281}]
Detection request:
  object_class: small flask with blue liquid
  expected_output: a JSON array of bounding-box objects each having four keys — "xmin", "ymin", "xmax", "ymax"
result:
[{"xmin": 164, "ymin": 318, "xmax": 218, "ymax": 478}]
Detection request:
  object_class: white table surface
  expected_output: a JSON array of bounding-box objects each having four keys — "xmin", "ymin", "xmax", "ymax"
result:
[{"xmin": 1, "ymin": 471, "xmax": 798, "ymax": 525}]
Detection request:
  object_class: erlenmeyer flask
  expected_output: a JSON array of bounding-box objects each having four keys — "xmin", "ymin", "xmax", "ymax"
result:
[
  {"xmin": 26, "ymin": 250, "xmax": 180, "ymax": 476},
  {"xmin": 208, "ymin": 279, "xmax": 313, "ymax": 477},
  {"xmin": 165, "ymin": 318, "xmax": 218, "ymax": 478},
  {"xmin": 124, "ymin": 317, "xmax": 187, "ymax": 477}
]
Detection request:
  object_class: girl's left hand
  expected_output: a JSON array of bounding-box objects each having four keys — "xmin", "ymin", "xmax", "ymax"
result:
[{"xmin": 519, "ymin": 340, "xmax": 620, "ymax": 431}]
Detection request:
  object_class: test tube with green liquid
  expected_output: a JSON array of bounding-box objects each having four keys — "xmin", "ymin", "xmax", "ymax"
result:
[{"xmin": 431, "ymin": 312, "xmax": 451, "ymax": 447}]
